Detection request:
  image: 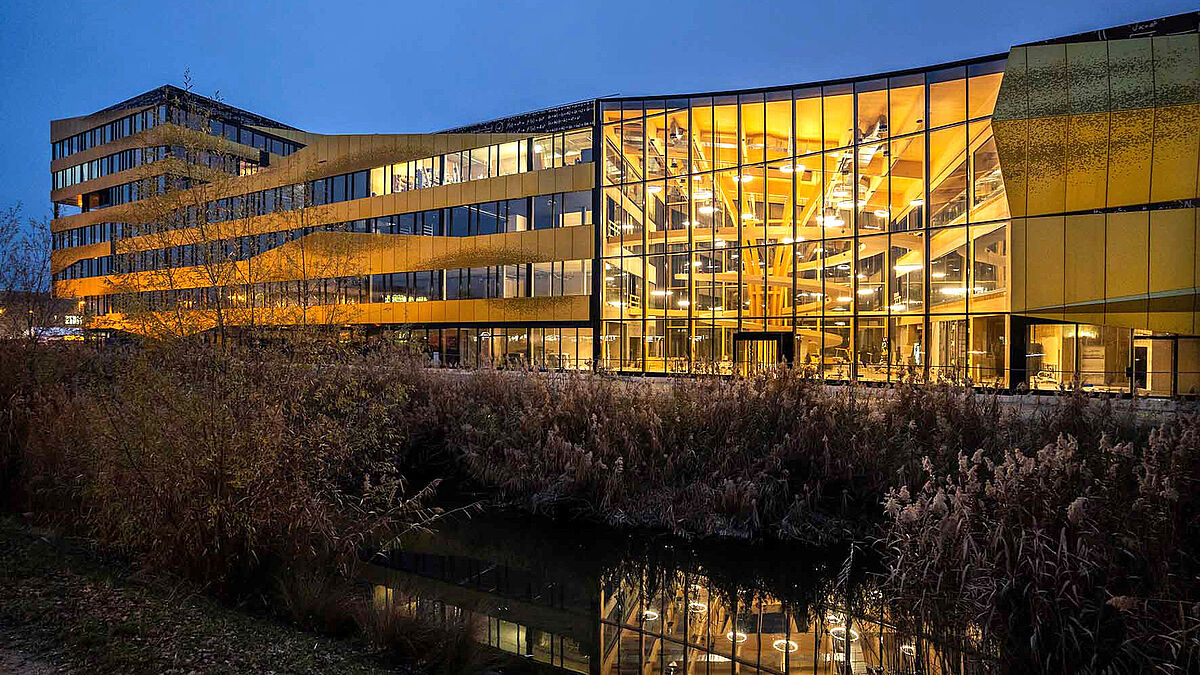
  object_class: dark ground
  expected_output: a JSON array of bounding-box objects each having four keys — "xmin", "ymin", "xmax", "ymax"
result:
[{"xmin": 0, "ymin": 515, "xmax": 391, "ymax": 674}]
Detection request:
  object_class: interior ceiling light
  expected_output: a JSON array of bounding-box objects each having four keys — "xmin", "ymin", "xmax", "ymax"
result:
[{"xmin": 830, "ymin": 626, "xmax": 860, "ymax": 642}]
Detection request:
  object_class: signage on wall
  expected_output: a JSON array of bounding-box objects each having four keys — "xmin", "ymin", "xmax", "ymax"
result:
[{"xmin": 442, "ymin": 101, "xmax": 595, "ymax": 135}]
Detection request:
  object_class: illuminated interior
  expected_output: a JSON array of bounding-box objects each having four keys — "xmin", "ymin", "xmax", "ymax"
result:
[{"xmin": 600, "ymin": 60, "xmax": 1011, "ymax": 383}]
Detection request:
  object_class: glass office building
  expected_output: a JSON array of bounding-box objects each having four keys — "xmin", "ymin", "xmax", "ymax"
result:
[{"xmin": 49, "ymin": 12, "xmax": 1200, "ymax": 395}]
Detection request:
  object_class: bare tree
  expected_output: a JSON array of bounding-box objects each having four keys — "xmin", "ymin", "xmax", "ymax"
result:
[
  {"xmin": 0, "ymin": 204, "xmax": 64, "ymax": 341},
  {"xmin": 111, "ymin": 73, "xmax": 275, "ymax": 342},
  {"xmin": 108, "ymin": 73, "xmax": 361, "ymax": 346}
]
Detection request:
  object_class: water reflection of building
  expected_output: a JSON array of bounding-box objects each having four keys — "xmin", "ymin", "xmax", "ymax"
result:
[
  {"xmin": 50, "ymin": 12, "xmax": 1200, "ymax": 396},
  {"xmin": 367, "ymin": 519, "xmax": 989, "ymax": 674}
]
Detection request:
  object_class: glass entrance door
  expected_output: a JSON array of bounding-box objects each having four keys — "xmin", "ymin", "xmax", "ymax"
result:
[
  {"xmin": 733, "ymin": 332, "xmax": 792, "ymax": 377},
  {"xmin": 1133, "ymin": 337, "xmax": 1174, "ymax": 397}
]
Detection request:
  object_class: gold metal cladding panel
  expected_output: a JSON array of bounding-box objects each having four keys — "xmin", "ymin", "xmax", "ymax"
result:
[
  {"xmin": 64, "ymin": 293, "xmax": 592, "ymax": 333},
  {"xmin": 1107, "ymin": 108, "xmax": 1155, "ymax": 208},
  {"xmin": 1064, "ymin": 112, "xmax": 1109, "ymax": 212},
  {"xmin": 1015, "ymin": 207, "xmax": 1199, "ymax": 333},
  {"xmin": 998, "ymin": 35, "xmax": 1200, "ymax": 335},
  {"xmin": 50, "ymin": 241, "xmax": 111, "ymax": 275},
  {"xmin": 992, "ymin": 119, "xmax": 1028, "ymax": 218},
  {"xmin": 1155, "ymin": 34, "xmax": 1200, "ymax": 107},
  {"xmin": 1151, "ymin": 104, "xmax": 1200, "ymax": 203},
  {"xmin": 1023, "ymin": 215, "xmax": 1065, "ymax": 316},
  {"xmin": 1110, "ymin": 39, "xmax": 1155, "ymax": 111},
  {"xmin": 50, "ymin": 103, "xmax": 156, "ymax": 143},
  {"xmin": 1063, "ymin": 213, "xmax": 1105, "ymax": 306},
  {"xmin": 1011, "ymin": 217, "xmax": 1027, "ymax": 312},
  {"xmin": 1067, "ymin": 41, "xmax": 1110, "ymax": 114},
  {"xmin": 357, "ymin": 295, "xmax": 590, "ymax": 325},
  {"xmin": 1149, "ymin": 208, "xmax": 1197, "ymax": 295},
  {"xmin": 1024, "ymin": 116, "xmax": 1067, "ymax": 216},
  {"xmin": 1026, "ymin": 44, "xmax": 1070, "ymax": 118},
  {"xmin": 994, "ymin": 37, "xmax": 1200, "ymax": 217}
]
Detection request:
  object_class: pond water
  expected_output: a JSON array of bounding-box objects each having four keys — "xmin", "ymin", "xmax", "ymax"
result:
[{"xmin": 364, "ymin": 514, "xmax": 991, "ymax": 674}]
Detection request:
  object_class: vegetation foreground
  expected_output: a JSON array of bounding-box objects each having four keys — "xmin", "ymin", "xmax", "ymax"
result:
[{"xmin": 0, "ymin": 340, "xmax": 1196, "ymax": 673}]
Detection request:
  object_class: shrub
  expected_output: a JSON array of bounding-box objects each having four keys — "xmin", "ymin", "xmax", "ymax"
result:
[{"xmin": 11, "ymin": 341, "xmax": 444, "ymax": 598}]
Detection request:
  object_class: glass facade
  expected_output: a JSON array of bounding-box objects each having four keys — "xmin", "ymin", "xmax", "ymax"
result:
[{"xmin": 599, "ymin": 60, "xmax": 1012, "ymax": 381}]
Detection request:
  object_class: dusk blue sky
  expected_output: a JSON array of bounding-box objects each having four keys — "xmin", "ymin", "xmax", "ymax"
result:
[{"xmin": 1, "ymin": 0, "xmax": 1193, "ymax": 221}]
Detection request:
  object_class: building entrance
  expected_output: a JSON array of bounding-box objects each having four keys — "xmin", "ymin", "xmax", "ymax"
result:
[{"xmin": 733, "ymin": 332, "xmax": 793, "ymax": 377}]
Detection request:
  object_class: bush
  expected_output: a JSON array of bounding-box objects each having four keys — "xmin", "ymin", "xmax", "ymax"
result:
[{"xmin": 9, "ymin": 341, "xmax": 443, "ymax": 598}]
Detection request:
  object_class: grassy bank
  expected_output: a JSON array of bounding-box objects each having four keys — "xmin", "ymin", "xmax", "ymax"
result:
[{"xmin": 1, "ymin": 341, "xmax": 1197, "ymax": 671}]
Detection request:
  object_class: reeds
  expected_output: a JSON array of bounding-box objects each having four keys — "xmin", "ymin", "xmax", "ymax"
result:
[{"xmin": 2, "ymin": 341, "xmax": 1194, "ymax": 670}]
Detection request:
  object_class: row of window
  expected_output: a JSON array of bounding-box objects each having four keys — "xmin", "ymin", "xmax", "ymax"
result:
[
  {"xmin": 53, "ymin": 103, "xmax": 303, "ymax": 161},
  {"xmin": 55, "ymin": 191, "xmax": 593, "ymax": 280},
  {"xmin": 53, "ymin": 106, "xmax": 165, "ymax": 160},
  {"xmin": 598, "ymin": 314, "xmax": 1006, "ymax": 382},
  {"xmin": 79, "ymin": 259, "xmax": 590, "ymax": 314},
  {"xmin": 372, "ymin": 260, "xmax": 592, "ymax": 302},
  {"xmin": 601, "ymin": 58, "xmax": 1005, "ymax": 184},
  {"xmin": 206, "ymin": 117, "xmax": 302, "ymax": 157},
  {"xmin": 82, "ymin": 176, "xmax": 164, "ymax": 211},
  {"xmin": 374, "ymin": 326, "xmax": 598, "ymax": 371},
  {"xmin": 600, "ymin": 222, "xmax": 1007, "ymax": 321},
  {"xmin": 52, "ymin": 222, "xmax": 124, "ymax": 250},
  {"xmin": 375, "ymin": 129, "xmax": 592, "ymax": 196},
  {"xmin": 53, "ymin": 146, "xmax": 169, "ymax": 190}
]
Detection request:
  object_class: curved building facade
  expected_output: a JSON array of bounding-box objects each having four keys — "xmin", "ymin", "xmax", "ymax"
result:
[{"xmin": 49, "ymin": 12, "xmax": 1200, "ymax": 395}]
